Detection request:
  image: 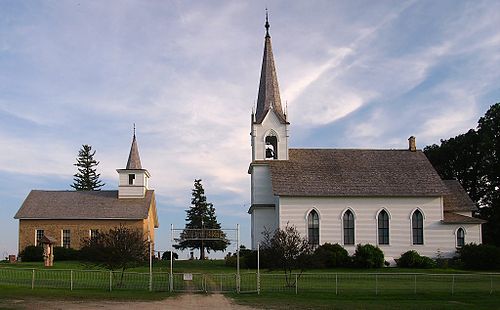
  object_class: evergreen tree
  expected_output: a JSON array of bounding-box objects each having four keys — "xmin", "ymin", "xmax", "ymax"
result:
[
  {"xmin": 174, "ymin": 179, "xmax": 229, "ymax": 259},
  {"xmin": 71, "ymin": 144, "xmax": 105, "ymax": 191}
]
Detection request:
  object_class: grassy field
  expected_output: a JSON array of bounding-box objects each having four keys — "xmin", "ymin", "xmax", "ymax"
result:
[{"xmin": 1, "ymin": 260, "xmax": 500, "ymax": 309}]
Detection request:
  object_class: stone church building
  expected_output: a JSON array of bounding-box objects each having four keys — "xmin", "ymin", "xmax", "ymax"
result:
[
  {"xmin": 14, "ymin": 133, "xmax": 158, "ymax": 253},
  {"xmin": 248, "ymin": 17, "xmax": 485, "ymax": 259}
]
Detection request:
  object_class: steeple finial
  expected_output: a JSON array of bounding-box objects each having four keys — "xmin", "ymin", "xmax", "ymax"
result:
[{"xmin": 265, "ymin": 8, "xmax": 270, "ymax": 38}]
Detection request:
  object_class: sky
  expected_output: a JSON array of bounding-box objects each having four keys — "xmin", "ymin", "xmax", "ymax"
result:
[{"xmin": 1, "ymin": 0, "xmax": 499, "ymax": 259}]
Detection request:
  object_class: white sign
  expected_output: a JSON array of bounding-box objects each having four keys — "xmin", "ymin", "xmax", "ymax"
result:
[{"xmin": 183, "ymin": 273, "xmax": 193, "ymax": 281}]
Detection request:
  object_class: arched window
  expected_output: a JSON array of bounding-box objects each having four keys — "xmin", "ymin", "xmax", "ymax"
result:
[
  {"xmin": 307, "ymin": 210, "xmax": 319, "ymax": 247},
  {"xmin": 456, "ymin": 228, "xmax": 465, "ymax": 247},
  {"xmin": 265, "ymin": 136, "xmax": 278, "ymax": 159},
  {"xmin": 378, "ymin": 210, "xmax": 389, "ymax": 245},
  {"xmin": 343, "ymin": 210, "xmax": 355, "ymax": 245},
  {"xmin": 412, "ymin": 210, "xmax": 424, "ymax": 245}
]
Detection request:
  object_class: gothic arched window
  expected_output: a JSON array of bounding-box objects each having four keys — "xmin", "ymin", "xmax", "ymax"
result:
[
  {"xmin": 265, "ymin": 136, "xmax": 278, "ymax": 159},
  {"xmin": 456, "ymin": 228, "xmax": 465, "ymax": 247},
  {"xmin": 308, "ymin": 210, "xmax": 319, "ymax": 247},
  {"xmin": 378, "ymin": 210, "xmax": 389, "ymax": 245},
  {"xmin": 412, "ymin": 210, "xmax": 424, "ymax": 245},
  {"xmin": 343, "ymin": 210, "xmax": 355, "ymax": 245}
]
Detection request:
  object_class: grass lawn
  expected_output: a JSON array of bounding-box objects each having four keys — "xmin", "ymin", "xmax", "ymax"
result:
[{"xmin": 228, "ymin": 291, "xmax": 500, "ymax": 310}]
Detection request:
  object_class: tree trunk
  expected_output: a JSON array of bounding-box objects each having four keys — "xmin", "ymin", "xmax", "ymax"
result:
[{"xmin": 200, "ymin": 245, "xmax": 205, "ymax": 260}]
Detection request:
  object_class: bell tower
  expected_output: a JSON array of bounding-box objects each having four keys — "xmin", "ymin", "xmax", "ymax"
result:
[
  {"xmin": 117, "ymin": 127, "xmax": 150, "ymax": 199},
  {"xmin": 250, "ymin": 11, "xmax": 289, "ymax": 161}
]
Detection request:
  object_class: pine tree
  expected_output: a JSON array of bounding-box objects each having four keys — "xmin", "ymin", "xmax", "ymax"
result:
[
  {"xmin": 174, "ymin": 179, "xmax": 229, "ymax": 259},
  {"xmin": 71, "ymin": 144, "xmax": 105, "ymax": 191}
]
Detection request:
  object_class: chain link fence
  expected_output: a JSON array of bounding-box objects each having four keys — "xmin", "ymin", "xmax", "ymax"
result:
[{"xmin": 1, "ymin": 267, "xmax": 499, "ymax": 295}]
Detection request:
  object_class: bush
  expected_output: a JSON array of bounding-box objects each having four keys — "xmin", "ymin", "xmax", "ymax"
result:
[
  {"xmin": 397, "ymin": 250, "xmax": 436, "ymax": 268},
  {"xmin": 352, "ymin": 244, "xmax": 384, "ymax": 268},
  {"xmin": 19, "ymin": 246, "xmax": 43, "ymax": 262},
  {"xmin": 161, "ymin": 251, "xmax": 179, "ymax": 260},
  {"xmin": 312, "ymin": 243, "xmax": 350, "ymax": 268},
  {"xmin": 54, "ymin": 247, "xmax": 80, "ymax": 261},
  {"xmin": 458, "ymin": 243, "xmax": 500, "ymax": 270}
]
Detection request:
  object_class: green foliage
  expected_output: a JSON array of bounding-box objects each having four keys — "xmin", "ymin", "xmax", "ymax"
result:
[
  {"xmin": 312, "ymin": 243, "xmax": 350, "ymax": 268},
  {"xmin": 458, "ymin": 243, "xmax": 500, "ymax": 270},
  {"xmin": 53, "ymin": 247, "xmax": 80, "ymax": 261},
  {"xmin": 79, "ymin": 226, "xmax": 148, "ymax": 272},
  {"xmin": 424, "ymin": 102, "xmax": 500, "ymax": 246},
  {"xmin": 224, "ymin": 248, "xmax": 258, "ymax": 269},
  {"xmin": 174, "ymin": 179, "xmax": 229, "ymax": 259},
  {"xmin": 161, "ymin": 251, "xmax": 179, "ymax": 260},
  {"xmin": 397, "ymin": 250, "xmax": 436, "ymax": 268},
  {"xmin": 19, "ymin": 246, "xmax": 43, "ymax": 262},
  {"xmin": 71, "ymin": 144, "xmax": 105, "ymax": 191},
  {"xmin": 352, "ymin": 244, "xmax": 384, "ymax": 268}
]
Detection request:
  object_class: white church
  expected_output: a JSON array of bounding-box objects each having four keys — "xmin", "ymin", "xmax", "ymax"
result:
[{"xmin": 248, "ymin": 17, "xmax": 485, "ymax": 259}]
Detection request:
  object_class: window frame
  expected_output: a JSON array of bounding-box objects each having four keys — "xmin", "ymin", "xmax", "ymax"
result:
[
  {"xmin": 128, "ymin": 173, "xmax": 135, "ymax": 185},
  {"xmin": 411, "ymin": 209, "xmax": 424, "ymax": 245},
  {"xmin": 35, "ymin": 229, "xmax": 44, "ymax": 246},
  {"xmin": 62, "ymin": 229, "xmax": 71, "ymax": 248},
  {"xmin": 377, "ymin": 209, "xmax": 390, "ymax": 245},
  {"xmin": 342, "ymin": 209, "xmax": 355, "ymax": 245},
  {"xmin": 307, "ymin": 209, "xmax": 320, "ymax": 247},
  {"xmin": 456, "ymin": 227, "xmax": 465, "ymax": 248}
]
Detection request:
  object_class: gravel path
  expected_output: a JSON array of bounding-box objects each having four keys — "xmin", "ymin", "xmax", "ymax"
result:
[{"xmin": 1, "ymin": 294, "xmax": 259, "ymax": 310}]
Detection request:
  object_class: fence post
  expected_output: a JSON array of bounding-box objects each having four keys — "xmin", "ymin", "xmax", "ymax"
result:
[
  {"xmin": 375, "ymin": 274, "xmax": 378, "ymax": 295},
  {"xmin": 414, "ymin": 275, "xmax": 417, "ymax": 294},
  {"xmin": 31, "ymin": 269, "xmax": 35, "ymax": 290},
  {"xmin": 451, "ymin": 275, "xmax": 455, "ymax": 295},
  {"xmin": 109, "ymin": 271, "xmax": 112, "ymax": 292},
  {"xmin": 295, "ymin": 274, "xmax": 298, "ymax": 295},
  {"xmin": 335, "ymin": 273, "xmax": 338, "ymax": 295},
  {"xmin": 70, "ymin": 270, "xmax": 73, "ymax": 291},
  {"xmin": 491, "ymin": 275, "xmax": 493, "ymax": 295}
]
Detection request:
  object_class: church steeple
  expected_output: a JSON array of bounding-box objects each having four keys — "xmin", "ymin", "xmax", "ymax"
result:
[
  {"xmin": 255, "ymin": 11, "xmax": 287, "ymax": 124},
  {"xmin": 126, "ymin": 126, "xmax": 142, "ymax": 169},
  {"xmin": 117, "ymin": 126, "xmax": 150, "ymax": 199}
]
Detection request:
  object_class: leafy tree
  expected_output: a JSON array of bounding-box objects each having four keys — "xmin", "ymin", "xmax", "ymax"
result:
[
  {"xmin": 80, "ymin": 226, "xmax": 148, "ymax": 285},
  {"xmin": 424, "ymin": 103, "xmax": 500, "ymax": 245},
  {"xmin": 174, "ymin": 179, "xmax": 229, "ymax": 259},
  {"xmin": 261, "ymin": 223, "xmax": 312, "ymax": 287},
  {"xmin": 161, "ymin": 251, "xmax": 179, "ymax": 260},
  {"xmin": 71, "ymin": 144, "xmax": 105, "ymax": 191}
]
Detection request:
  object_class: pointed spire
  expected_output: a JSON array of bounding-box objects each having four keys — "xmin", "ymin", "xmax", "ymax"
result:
[
  {"xmin": 126, "ymin": 125, "xmax": 142, "ymax": 169},
  {"xmin": 255, "ymin": 11, "xmax": 287, "ymax": 124}
]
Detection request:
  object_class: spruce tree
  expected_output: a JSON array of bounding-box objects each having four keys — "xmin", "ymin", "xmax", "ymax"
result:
[
  {"xmin": 71, "ymin": 144, "xmax": 105, "ymax": 191},
  {"xmin": 174, "ymin": 179, "xmax": 229, "ymax": 259}
]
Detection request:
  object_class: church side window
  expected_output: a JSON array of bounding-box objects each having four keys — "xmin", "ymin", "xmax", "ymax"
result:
[
  {"xmin": 456, "ymin": 228, "xmax": 465, "ymax": 247},
  {"xmin": 412, "ymin": 210, "xmax": 424, "ymax": 245},
  {"xmin": 35, "ymin": 229, "xmax": 44, "ymax": 246},
  {"xmin": 90, "ymin": 229, "xmax": 99, "ymax": 240},
  {"xmin": 343, "ymin": 210, "xmax": 355, "ymax": 245},
  {"xmin": 128, "ymin": 174, "xmax": 135, "ymax": 185},
  {"xmin": 62, "ymin": 230, "xmax": 71, "ymax": 248},
  {"xmin": 308, "ymin": 210, "xmax": 319, "ymax": 247},
  {"xmin": 377, "ymin": 210, "xmax": 389, "ymax": 245},
  {"xmin": 265, "ymin": 136, "xmax": 278, "ymax": 159}
]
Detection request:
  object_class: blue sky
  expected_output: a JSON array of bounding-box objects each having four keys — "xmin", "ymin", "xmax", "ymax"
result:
[{"xmin": 1, "ymin": 0, "xmax": 499, "ymax": 258}]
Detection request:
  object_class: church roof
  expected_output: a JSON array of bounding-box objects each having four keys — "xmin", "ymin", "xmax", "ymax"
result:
[
  {"xmin": 254, "ymin": 14, "xmax": 287, "ymax": 124},
  {"xmin": 442, "ymin": 212, "xmax": 486, "ymax": 224},
  {"xmin": 442, "ymin": 180, "xmax": 477, "ymax": 212},
  {"xmin": 256, "ymin": 148, "xmax": 449, "ymax": 197},
  {"xmin": 126, "ymin": 133, "xmax": 142, "ymax": 169},
  {"xmin": 14, "ymin": 190, "xmax": 156, "ymax": 225}
]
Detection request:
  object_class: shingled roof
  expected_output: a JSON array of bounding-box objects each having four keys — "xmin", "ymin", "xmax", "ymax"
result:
[
  {"xmin": 442, "ymin": 212, "xmax": 486, "ymax": 224},
  {"xmin": 14, "ymin": 190, "xmax": 157, "ymax": 226},
  {"xmin": 126, "ymin": 134, "xmax": 142, "ymax": 170},
  {"xmin": 255, "ymin": 148, "xmax": 449, "ymax": 197},
  {"xmin": 442, "ymin": 180, "xmax": 477, "ymax": 212}
]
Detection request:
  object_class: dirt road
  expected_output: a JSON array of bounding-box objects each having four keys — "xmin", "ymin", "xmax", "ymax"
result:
[{"xmin": 1, "ymin": 294, "xmax": 259, "ymax": 310}]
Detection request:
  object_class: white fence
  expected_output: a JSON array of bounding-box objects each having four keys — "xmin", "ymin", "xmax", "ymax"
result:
[{"xmin": 0, "ymin": 268, "xmax": 499, "ymax": 295}]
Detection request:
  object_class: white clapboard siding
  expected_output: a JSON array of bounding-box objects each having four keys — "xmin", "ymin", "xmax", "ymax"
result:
[
  {"xmin": 277, "ymin": 196, "xmax": 481, "ymax": 258},
  {"xmin": 251, "ymin": 207, "xmax": 277, "ymax": 249},
  {"xmin": 251, "ymin": 110, "xmax": 289, "ymax": 161},
  {"xmin": 251, "ymin": 166, "xmax": 274, "ymax": 205}
]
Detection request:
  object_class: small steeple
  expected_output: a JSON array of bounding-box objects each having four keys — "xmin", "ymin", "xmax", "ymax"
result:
[
  {"xmin": 255, "ymin": 10, "xmax": 287, "ymax": 124},
  {"xmin": 126, "ymin": 125, "xmax": 142, "ymax": 169}
]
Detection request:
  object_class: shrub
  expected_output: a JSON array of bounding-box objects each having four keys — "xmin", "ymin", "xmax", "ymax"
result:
[
  {"xmin": 313, "ymin": 243, "xmax": 350, "ymax": 268},
  {"xmin": 352, "ymin": 244, "xmax": 384, "ymax": 268},
  {"xmin": 161, "ymin": 251, "xmax": 179, "ymax": 260},
  {"xmin": 54, "ymin": 247, "xmax": 80, "ymax": 261},
  {"xmin": 458, "ymin": 243, "xmax": 500, "ymax": 270},
  {"xmin": 19, "ymin": 246, "xmax": 43, "ymax": 262},
  {"xmin": 397, "ymin": 250, "xmax": 436, "ymax": 268}
]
